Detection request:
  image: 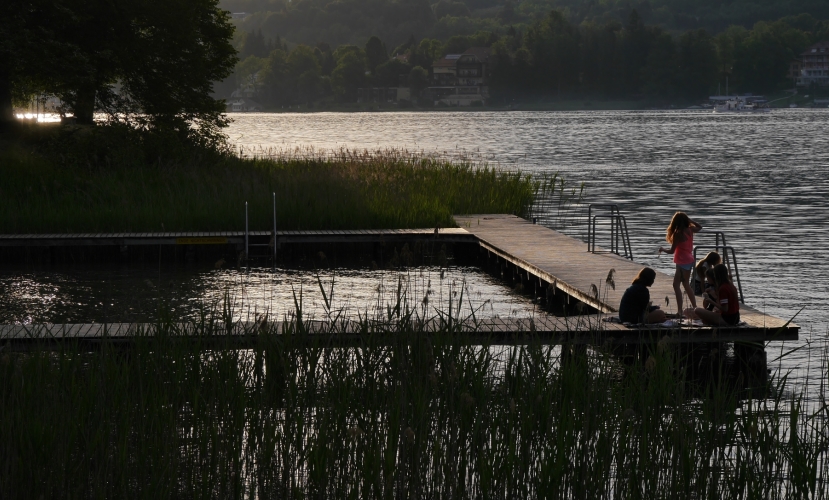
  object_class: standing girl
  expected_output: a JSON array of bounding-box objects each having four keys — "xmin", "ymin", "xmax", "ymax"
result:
[{"xmin": 658, "ymin": 211, "xmax": 702, "ymax": 313}]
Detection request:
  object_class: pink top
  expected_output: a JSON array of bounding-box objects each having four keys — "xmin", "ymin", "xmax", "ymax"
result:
[{"xmin": 673, "ymin": 229, "xmax": 694, "ymax": 265}]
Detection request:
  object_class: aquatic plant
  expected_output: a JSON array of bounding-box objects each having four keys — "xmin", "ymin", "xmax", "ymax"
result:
[
  {"xmin": 1, "ymin": 299, "xmax": 827, "ymax": 498},
  {"xmin": 0, "ymin": 141, "xmax": 542, "ymax": 233}
]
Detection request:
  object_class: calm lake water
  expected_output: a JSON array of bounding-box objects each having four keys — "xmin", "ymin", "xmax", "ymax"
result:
[
  {"xmin": 3, "ymin": 110, "xmax": 827, "ymax": 383},
  {"xmin": 0, "ymin": 265, "xmax": 538, "ymax": 324},
  {"xmin": 226, "ymin": 110, "xmax": 829, "ymax": 381}
]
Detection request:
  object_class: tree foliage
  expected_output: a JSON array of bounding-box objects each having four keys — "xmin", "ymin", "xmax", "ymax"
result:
[
  {"xmin": 225, "ymin": 0, "xmax": 829, "ymax": 51},
  {"xmin": 2, "ymin": 0, "xmax": 236, "ymax": 139},
  {"xmin": 227, "ymin": 5, "xmax": 827, "ymax": 109}
]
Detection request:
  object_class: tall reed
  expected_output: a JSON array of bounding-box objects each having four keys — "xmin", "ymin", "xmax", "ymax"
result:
[
  {"xmin": 2, "ymin": 303, "xmax": 827, "ymax": 498},
  {"xmin": 0, "ymin": 144, "xmax": 540, "ymax": 233}
]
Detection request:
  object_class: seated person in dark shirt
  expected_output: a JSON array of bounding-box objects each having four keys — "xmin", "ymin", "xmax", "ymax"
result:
[{"xmin": 618, "ymin": 267, "xmax": 667, "ymax": 324}]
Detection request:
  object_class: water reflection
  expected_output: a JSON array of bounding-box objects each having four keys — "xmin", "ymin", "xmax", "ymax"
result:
[
  {"xmin": 227, "ymin": 110, "xmax": 829, "ymax": 385},
  {"xmin": 0, "ymin": 264, "xmax": 541, "ymax": 324}
]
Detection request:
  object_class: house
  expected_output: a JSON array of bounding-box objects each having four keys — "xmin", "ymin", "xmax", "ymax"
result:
[
  {"xmin": 428, "ymin": 47, "xmax": 490, "ymax": 106},
  {"xmin": 789, "ymin": 60, "xmax": 802, "ymax": 82},
  {"xmin": 797, "ymin": 41, "xmax": 829, "ymax": 87},
  {"xmin": 227, "ymin": 98, "xmax": 262, "ymax": 112}
]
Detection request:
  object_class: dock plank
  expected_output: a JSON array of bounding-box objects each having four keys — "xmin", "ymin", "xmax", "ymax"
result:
[
  {"xmin": 0, "ymin": 315, "xmax": 797, "ymax": 351},
  {"xmin": 454, "ymin": 214, "xmax": 798, "ymax": 336}
]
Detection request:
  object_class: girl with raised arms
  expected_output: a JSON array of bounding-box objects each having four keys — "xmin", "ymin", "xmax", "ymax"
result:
[{"xmin": 658, "ymin": 211, "xmax": 702, "ymax": 314}]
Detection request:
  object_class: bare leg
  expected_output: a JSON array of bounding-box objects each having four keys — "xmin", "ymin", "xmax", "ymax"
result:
[
  {"xmin": 647, "ymin": 309, "xmax": 667, "ymax": 323},
  {"xmin": 694, "ymin": 307, "xmax": 726, "ymax": 326},
  {"xmin": 673, "ymin": 268, "xmax": 684, "ymax": 315},
  {"xmin": 680, "ymin": 268, "xmax": 697, "ymax": 308}
]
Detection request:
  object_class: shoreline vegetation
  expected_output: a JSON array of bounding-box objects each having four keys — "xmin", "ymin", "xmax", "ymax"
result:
[
  {"xmin": 223, "ymin": 92, "xmax": 829, "ymax": 113},
  {"xmin": 219, "ymin": 12, "xmax": 829, "ymax": 113},
  {"xmin": 2, "ymin": 302, "xmax": 827, "ymax": 498},
  {"xmin": 0, "ymin": 123, "xmax": 553, "ymax": 234}
]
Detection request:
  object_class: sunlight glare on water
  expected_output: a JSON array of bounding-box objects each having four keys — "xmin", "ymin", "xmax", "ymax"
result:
[
  {"xmin": 227, "ymin": 109, "xmax": 829, "ymax": 379},
  {"xmin": 0, "ymin": 265, "xmax": 540, "ymax": 324}
]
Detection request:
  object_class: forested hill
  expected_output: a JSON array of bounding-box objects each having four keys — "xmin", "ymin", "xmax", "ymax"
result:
[{"xmin": 220, "ymin": 0, "xmax": 829, "ymax": 48}]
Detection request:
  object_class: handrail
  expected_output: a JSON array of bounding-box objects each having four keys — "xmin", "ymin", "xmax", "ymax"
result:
[
  {"xmin": 587, "ymin": 204, "xmax": 633, "ymax": 260},
  {"xmin": 694, "ymin": 245, "xmax": 745, "ymax": 304},
  {"xmin": 698, "ymin": 230, "xmax": 728, "ymax": 252}
]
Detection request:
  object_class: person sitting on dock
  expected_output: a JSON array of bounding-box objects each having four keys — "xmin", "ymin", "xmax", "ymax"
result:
[
  {"xmin": 619, "ymin": 267, "xmax": 667, "ymax": 324},
  {"xmin": 693, "ymin": 263, "xmax": 741, "ymax": 326},
  {"xmin": 684, "ymin": 267, "xmax": 718, "ymax": 318},
  {"xmin": 694, "ymin": 251, "xmax": 721, "ymax": 295},
  {"xmin": 658, "ymin": 211, "xmax": 702, "ymax": 313}
]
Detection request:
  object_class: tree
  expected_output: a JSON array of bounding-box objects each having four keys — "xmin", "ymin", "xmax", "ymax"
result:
[
  {"xmin": 331, "ymin": 52, "xmax": 367, "ymax": 101},
  {"xmin": 114, "ymin": 0, "xmax": 237, "ymax": 134},
  {"xmin": 261, "ymin": 49, "xmax": 290, "ymax": 105},
  {"xmin": 409, "ymin": 65, "xmax": 428, "ymax": 102},
  {"xmin": 433, "ymin": 0, "xmax": 469, "ymax": 20},
  {"xmin": 1, "ymin": 0, "xmax": 236, "ymax": 135},
  {"xmin": 640, "ymin": 32, "xmax": 679, "ymax": 101},
  {"xmin": 0, "ymin": 0, "xmax": 75, "ymax": 128},
  {"xmin": 240, "ymin": 30, "xmax": 272, "ymax": 59},
  {"xmin": 732, "ymin": 21, "xmax": 810, "ymax": 92},
  {"xmin": 677, "ymin": 30, "xmax": 718, "ymax": 100},
  {"xmin": 714, "ymin": 26, "xmax": 749, "ymax": 90},
  {"xmin": 287, "ymin": 45, "xmax": 323, "ymax": 103},
  {"xmin": 525, "ymin": 10, "xmax": 579, "ymax": 95},
  {"xmin": 237, "ymin": 55, "xmax": 269, "ymax": 97},
  {"xmin": 375, "ymin": 59, "xmax": 412, "ymax": 87},
  {"xmin": 621, "ymin": 9, "xmax": 650, "ymax": 96},
  {"xmin": 365, "ymin": 36, "xmax": 389, "ymax": 74}
]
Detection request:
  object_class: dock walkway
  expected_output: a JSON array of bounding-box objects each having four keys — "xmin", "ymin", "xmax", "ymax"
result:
[
  {"xmin": 0, "ymin": 229, "xmax": 474, "ymax": 248},
  {"xmin": 454, "ymin": 214, "xmax": 795, "ymax": 337},
  {"xmin": 0, "ymin": 215, "xmax": 797, "ymax": 348}
]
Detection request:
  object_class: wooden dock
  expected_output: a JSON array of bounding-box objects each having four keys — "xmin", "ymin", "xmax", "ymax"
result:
[
  {"xmin": 0, "ymin": 215, "xmax": 798, "ymax": 348},
  {"xmin": 0, "ymin": 229, "xmax": 474, "ymax": 248},
  {"xmin": 454, "ymin": 214, "xmax": 796, "ymax": 338},
  {"xmin": 0, "ymin": 314, "xmax": 797, "ymax": 352}
]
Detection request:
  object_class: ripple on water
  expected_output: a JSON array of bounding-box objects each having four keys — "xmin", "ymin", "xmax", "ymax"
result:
[{"xmin": 226, "ymin": 109, "xmax": 829, "ymax": 384}]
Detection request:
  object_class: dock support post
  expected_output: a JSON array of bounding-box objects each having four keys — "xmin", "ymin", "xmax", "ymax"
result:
[
  {"xmin": 245, "ymin": 201, "xmax": 249, "ymax": 259},
  {"xmin": 272, "ymin": 192, "xmax": 277, "ymax": 260}
]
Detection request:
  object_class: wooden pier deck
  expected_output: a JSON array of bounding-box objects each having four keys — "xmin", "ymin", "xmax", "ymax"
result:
[
  {"xmin": 0, "ymin": 215, "xmax": 798, "ymax": 348},
  {"xmin": 454, "ymin": 214, "xmax": 797, "ymax": 338},
  {"xmin": 0, "ymin": 314, "xmax": 797, "ymax": 351},
  {"xmin": 0, "ymin": 229, "xmax": 474, "ymax": 248}
]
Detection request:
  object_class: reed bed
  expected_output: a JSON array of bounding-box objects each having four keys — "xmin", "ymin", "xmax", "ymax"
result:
[
  {"xmin": 0, "ymin": 141, "xmax": 543, "ymax": 233},
  {"xmin": 2, "ymin": 304, "xmax": 828, "ymax": 498}
]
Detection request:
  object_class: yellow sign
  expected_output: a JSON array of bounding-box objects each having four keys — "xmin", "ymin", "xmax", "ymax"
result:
[{"xmin": 176, "ymin": 237, "xmax": 228, "ymax": 245}]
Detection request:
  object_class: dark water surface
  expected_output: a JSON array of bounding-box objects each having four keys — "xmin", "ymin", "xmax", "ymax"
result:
[
  {"xmin": 2, "ymin": 110, "xmax": 827, "ymax": 384},
  {"xmin": 227, "ymin": 110, "xmax": 829, "ymax": 381},
  {"xmin": 0, "ymin": 264, "xmax": 539, "ymax": 324}
]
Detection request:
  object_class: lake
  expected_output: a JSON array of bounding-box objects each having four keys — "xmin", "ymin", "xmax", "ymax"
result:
[
  {"xmin": 3, "ymin": 110, "xmax": 827, "ymax": 379},
  {"xmin": 226, "ymin": 109, "xmax": 829, "ymax": 381}
]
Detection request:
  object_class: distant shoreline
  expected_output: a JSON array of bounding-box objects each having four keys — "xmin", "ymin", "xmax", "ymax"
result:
[{"xmin": 231, "ymin": 98, "xmax": 828, "ymax": 114}]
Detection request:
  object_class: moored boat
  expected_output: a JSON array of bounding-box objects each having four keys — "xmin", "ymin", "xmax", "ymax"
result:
[{"xmin": 713, "ymin": 97, "xmax": 771, "ymax": 113}]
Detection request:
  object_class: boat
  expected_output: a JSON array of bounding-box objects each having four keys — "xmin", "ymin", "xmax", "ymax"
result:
[{"xmin": 713, "ymin": 97, "xmax": 771, "ymax": 113}]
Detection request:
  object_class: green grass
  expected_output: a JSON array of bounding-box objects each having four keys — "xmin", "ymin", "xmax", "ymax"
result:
[
  {"xmin": 1, "ymin": 306, "xmax": 826, "ymax": 498},
  {"xmin": 0, "ymin": 126, "xmax": 540, "ymax": 233}
]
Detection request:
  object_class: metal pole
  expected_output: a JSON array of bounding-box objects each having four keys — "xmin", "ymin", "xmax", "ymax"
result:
[
  {"xmin": 272, "ymin": 192, "xmax": 277, "ymax": 259},
  {"xmin": 245, "ymin": 201, "xmax": 249, "ymax": 258}
]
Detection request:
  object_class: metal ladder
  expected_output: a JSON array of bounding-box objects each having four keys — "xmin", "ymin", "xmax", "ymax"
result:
[
  {"xmin": 693, "ymin": 230, "xmax": 745, "ymax": 304},
  {"xmin": 587, "ymin": 204, "xmax": 633, "ymax": 260},
  {"xmin": 243, "ymin": 193, "xmax": 279, "ymax": 259}
]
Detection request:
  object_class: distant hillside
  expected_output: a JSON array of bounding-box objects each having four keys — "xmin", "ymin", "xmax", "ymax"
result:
[{"xmin": 220, "ymin": 0, "xmax": 829, "ymax": 47}]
